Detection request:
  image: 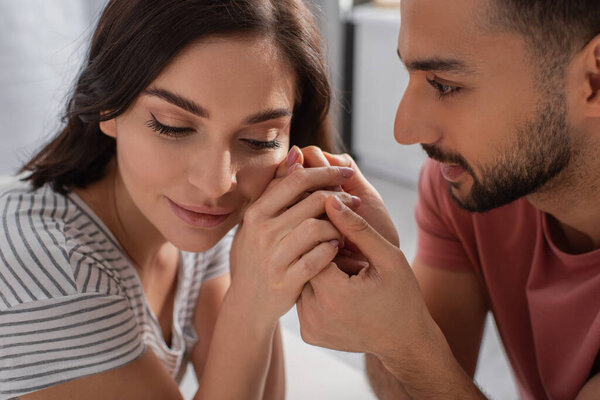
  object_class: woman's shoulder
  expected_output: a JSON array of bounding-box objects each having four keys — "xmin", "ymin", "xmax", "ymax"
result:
[
  {"xmin": 0, "ymin": 181, "xmax": 130, "ymax": 311},
  {"xmin": 0, "ymin": 178, "xmax": 74, "ymax": 226}
]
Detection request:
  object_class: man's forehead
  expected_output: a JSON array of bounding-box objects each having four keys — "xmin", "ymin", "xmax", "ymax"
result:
[{"xmin": 398, "ymin": 0, "xmax": 493, "ymax": 74}]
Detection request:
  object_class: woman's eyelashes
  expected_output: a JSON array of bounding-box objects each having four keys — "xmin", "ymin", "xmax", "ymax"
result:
[
  {"xmin": 146, "ymin": 113, "xmax": 282, "ymax": 150},
  {"xmin": 426, "ymin": 76, "xmax": 461, "ymax": 98},
  {"xmin": 146, "ymin": 113, "xmax": 194, "ymax": 138},
  {"xmin": 241, "ymin": 138, "xmax": 282, "ymax": 150}
]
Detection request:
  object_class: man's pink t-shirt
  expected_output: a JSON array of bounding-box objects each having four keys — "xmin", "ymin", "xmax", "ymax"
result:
[{"xmin": 414, "ymin": 159, "xmax": 600, "ymax": 400}]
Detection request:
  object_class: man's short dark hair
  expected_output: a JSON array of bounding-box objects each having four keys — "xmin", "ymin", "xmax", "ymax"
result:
[{"xmin": 484, "ymin": 0, "xmax": 600, "ymax": 89}]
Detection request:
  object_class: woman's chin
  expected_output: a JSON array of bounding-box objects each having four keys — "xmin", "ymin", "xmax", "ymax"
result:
[{"xmin": 165, "ymin": 223, "xmax": 238, "ymax": 253}]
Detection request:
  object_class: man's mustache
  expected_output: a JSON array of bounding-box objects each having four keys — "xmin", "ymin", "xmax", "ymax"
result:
[{"xmin": 421, "ymin": 144, "xmax": 471, "ymax": 173}]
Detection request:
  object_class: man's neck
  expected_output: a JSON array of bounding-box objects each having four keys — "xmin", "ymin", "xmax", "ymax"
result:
[{"xmin": 527, "ymin": 141, "xmax": 600, "ymax": 254}]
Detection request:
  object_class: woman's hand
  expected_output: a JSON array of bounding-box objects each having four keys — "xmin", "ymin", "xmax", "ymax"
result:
[
  {"xmin": 226, "ymin": 147, "xmax": 361, "ymax": 327},
  {"xmin": 297, "ymin": 146, "xmax": 399, "ymax": 275}
]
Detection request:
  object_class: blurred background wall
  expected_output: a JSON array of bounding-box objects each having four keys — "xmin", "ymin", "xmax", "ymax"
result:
[
  {"xmin": 0, "ymin": 0, "xmax": 107, "ymax": 175},
  {"xmin": 311, "ymin": 0, "xmax": 426, "ymax": 186}
]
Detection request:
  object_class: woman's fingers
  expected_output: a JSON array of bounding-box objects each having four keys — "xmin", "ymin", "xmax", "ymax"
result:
[
  {"xmin": 270, "ymin": 218, "xmax": 344, "ymax": 270},
  {"xmin": 247, "ymin": 166, "xmax": 355, "ymax": 220},
  {"xmin": 301, "ymin": 146, "xmax": 343, "ymax": 192},
  {"xmin": 301, "ymin": 146, "xmax": 330, "ymax": 168},
  {"xmin": 249, "ymin": 191, "xmax": 356, "ymax": 248},
  {"xmin": 274, "ymin": 146, "xmax": 304, "ymax": 179},
  {"xmin": 288, "ymin": 242, "xmax": 340, "ymax": 288},
  {"xmin": 322, "ymin": 152, "xmax": 380, "ymax": 195},
  {"xmin": 323, "ymin": 151, "xmax": 354, "ymax": 168},
  {"xmin": 324, "ymin": 195, "xmax": 402, "ymax": 270},
  {"xmin": 278, "ymin": 190, "xmax": 360, "ymax": 230}
]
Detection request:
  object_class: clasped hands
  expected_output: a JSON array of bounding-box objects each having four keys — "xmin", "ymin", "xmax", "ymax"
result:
[
  {"xmin": 228, "ymin": 145, "xmax": 486, "ymax": 398},
  {"xmin": 228, "ymin": 144, "xmax": 441, "ymax": 378},
  {"xmin": 277, "ymin": 146, "xmax": 438, "ymax": 363}
]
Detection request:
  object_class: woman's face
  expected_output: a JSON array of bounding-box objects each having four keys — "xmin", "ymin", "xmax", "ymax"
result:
[{"xmin": 100, "ymin": 35, "xmax": 295, "ymax": 252}]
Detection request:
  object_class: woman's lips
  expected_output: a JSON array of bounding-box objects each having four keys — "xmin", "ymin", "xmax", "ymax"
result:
[
  {"xmin": 166, "ymin": 198, "xmax": 232, "ymax": 228},
  {"xmin": 439, "ymin": 162, "xmax": 466, "ymax": 182}
]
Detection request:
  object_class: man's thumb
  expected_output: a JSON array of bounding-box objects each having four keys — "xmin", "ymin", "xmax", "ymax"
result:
[{"xmin": 325, "ymin": 195, "xmax": 395, "ymax": 266}]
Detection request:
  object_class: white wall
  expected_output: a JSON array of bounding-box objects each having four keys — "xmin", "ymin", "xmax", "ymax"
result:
[
  {"xmin": 350, "ymin": 4, "xmax": 426, "ymax": 186},
  {"xmin": 0, "ymin": 0, "xmax": 106, "ymax": 175}
]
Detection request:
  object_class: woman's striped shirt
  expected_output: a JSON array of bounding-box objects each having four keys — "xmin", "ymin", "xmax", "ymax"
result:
[{"xmin": 0, "ymin": 180, "xmax": 231, "ymax": 399}]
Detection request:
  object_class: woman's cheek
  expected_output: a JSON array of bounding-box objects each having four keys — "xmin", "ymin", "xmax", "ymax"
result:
[
  {"xmin": 238, "ymin": 159, "xmax": 282, "ymax": 202},
  {"xmin": 118, "ymin": 130, "xmax": 181, "ymax": 191}
]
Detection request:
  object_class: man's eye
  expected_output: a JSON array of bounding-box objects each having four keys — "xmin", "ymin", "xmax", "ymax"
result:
[{"xmin": 426, "ymin": 77, "xmax": 461, "ymax": 98}]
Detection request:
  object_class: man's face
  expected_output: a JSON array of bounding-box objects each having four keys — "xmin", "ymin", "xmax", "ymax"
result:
[{"xmin": 395, "ymin": 0, "xmax": 572, "ymax": 212}]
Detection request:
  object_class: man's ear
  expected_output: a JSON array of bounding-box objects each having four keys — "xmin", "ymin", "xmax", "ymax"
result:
[
  {"xmin": 579, "ymin": 34, "xmax": 600, "ymax": 117},
  {"xmin": 99, "ymin": 115, "xmax": 117, "ymax": 138}
]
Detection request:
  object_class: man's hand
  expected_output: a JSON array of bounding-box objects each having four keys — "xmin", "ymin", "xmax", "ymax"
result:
[
  {"xmin": 297, "ymin": 195, "xmax": 487, "ymax": 400},
  {"xmin": 297, "ymin": 195, "xmax": 429, "ymax": 356},
  {"xmin": 319, "ymin": 150, "xmax": 399, "ymax": 247},
  {"xmin": 288, "ymin": 147, "xmax": 398, "ymax": 275}
]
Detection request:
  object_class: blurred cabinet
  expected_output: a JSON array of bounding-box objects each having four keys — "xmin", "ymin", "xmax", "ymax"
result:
[{"xmin": 349, "ymin": 4, "xmax": 425, "ymax": 187}]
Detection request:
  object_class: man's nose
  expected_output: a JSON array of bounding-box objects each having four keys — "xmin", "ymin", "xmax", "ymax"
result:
[{"xmin": 394, "ymin": 80, "xmax": 441, "ymax": 146}]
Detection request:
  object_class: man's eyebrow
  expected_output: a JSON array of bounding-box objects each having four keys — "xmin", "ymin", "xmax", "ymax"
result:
[
  {"xmin": 396, "ymin": 49, "xmax": 474, "ymax": 74},
  {"xmin": 244, "ymin": 108, "xmax": 293, "ymax": 125},
  {"xmin": 143, "ymin": 87, "xmax": 209, "ymax": 118}
]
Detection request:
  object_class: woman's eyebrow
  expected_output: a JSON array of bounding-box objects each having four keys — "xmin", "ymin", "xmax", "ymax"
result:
[
  {"xmin": 143, "ymin": 87, "xmax": 210, "ymax": 118},
  {"xmin": 245, "ymin": 108, "xmax": 293, "ymax": 125},
  {"xmin": 143, "ymin": 87, "xmax": 292, "ymax": 124}
]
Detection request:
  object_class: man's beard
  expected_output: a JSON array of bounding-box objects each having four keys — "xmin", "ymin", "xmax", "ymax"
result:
[{"xmin": 422, "ymin": 91, "xmax": 571, "ymax": 213}]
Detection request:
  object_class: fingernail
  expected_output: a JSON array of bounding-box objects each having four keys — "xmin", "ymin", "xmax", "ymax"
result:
[
  {"xmin": 332, "ymin": 195, "xmax": 345, "ymax": 211},
  {"xmin": 351, "ymin": 196, "xmax": 361, "ymax": 208},
  {"xmin": 328, "ymin": 239, "xmax": 339, "ymax": 248},
  {"xmin": 286, "ymin": 146, "xmax": 299, "ymax": 167},
  {"xmin": 339, "ymin": 167, "xmax": 354, "ymax": 178}
]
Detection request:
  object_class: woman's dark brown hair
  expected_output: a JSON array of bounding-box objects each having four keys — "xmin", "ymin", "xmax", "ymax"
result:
[{"xmin": 22, "ymin": 0, "xmax": 334, "ymax": 193}]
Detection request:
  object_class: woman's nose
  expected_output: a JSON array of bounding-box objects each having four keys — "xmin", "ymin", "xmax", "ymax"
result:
[{"xmin": 188, "ymin": 149, "xmax": 237, "ymax": 199}]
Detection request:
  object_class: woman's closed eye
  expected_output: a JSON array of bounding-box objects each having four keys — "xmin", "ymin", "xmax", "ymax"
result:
[
  {"xmin": 146, "ymin": 113, "xmax": 195, "ymax": 138},
  {"xmin": 146, "ymin": 112, "xmax": 283, "ymax": 150},
  {"xmin": 241, "ymin": 138, "xmax": 282, "ymax": 151}
]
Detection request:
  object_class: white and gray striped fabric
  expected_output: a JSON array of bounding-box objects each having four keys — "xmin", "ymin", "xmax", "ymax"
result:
[{"xmin": 0, "ymin": 180, "xmax": 231, "ymax": 399}]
